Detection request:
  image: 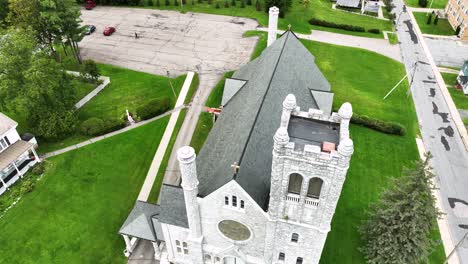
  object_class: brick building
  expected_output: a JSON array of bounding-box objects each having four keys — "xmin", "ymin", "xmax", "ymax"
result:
[{"xmin": 445, "ymin": 0, "xmax": 468, "ymax": 40}]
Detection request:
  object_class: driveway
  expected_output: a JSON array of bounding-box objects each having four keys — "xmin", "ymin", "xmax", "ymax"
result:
[
  {"xmin": 425, "ymin": 36, "xmax": 468, "ymax": 68},
  {"xmin": 80, "ymin": 7, "xmax": 258, "ymax": 77}
]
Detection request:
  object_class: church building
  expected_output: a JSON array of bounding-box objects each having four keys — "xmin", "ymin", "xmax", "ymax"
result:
[{"xmin": 119, "ymin": 8, "xmax": 354, "ymax": 264}]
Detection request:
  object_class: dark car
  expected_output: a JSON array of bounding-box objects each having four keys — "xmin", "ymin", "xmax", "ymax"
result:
[
  {"xmin": 85, "ymin": 25, "xmax": 96, "ymax": 35},
  {"xmin": 103, "ymin": 26, "xmax": 116, "ymax": 36}
]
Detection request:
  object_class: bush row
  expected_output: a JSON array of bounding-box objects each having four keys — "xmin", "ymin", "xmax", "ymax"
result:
[
  {"xmin": 80, "ymin": 118, "xmax": 126, "ymax": 136},
  {"xmin": 308, "ymin": 18, "xmax": 381, "ymax": 34},
  {"xmin": 136, "ymin": 97, "xmax": 171, "ymax": 120},
  {"xmin": 351, "ymin": 114, "xmax": 406, "ymax": 136}
]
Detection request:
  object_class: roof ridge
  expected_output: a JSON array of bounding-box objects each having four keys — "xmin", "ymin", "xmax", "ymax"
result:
[{"xmin": 235, "ymin": 32, "xmax": 291, "ymax": 176}]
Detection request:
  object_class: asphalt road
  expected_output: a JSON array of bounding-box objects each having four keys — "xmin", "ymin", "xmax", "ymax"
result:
[{"xmin": 394, "ymin": 2, "xmax": 468, "ymax": 262}]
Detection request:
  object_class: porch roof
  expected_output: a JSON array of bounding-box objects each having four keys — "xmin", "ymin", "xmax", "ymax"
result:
[{"xmin": 0, "ymin": 140, "xmax": 33, "ymax": 171}]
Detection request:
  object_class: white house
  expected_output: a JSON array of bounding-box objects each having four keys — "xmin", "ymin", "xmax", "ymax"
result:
[
  {"xmin": 0, "ymin": 113, "xmax": 41, "ymax": 195},
  {"xmin": 118, "ymin": 8, "xmax": 354, "ymax": 264}
]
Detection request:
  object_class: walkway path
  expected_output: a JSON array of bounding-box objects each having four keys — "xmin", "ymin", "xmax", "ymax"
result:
[
  {"xmin": 41, "ymin": 105, "xmax": 187, "ymax": 159},
  {"xmin": 257, "ymin": 28, "xmax": 402, "ymax": 62},
  {"xmin": 394, "ymin": 0, "xmax": 468, "ymax": 262},
  {"xmin": 407, "ymin": 7, "xmax": 443, "ymax": 12},
  {"xmin": 439, "ymin": 67, "xmax": 460, "ymax": 74},
  {"xmin": 137, "ymin": 72, "xmax": 195, "ymax": 201}
]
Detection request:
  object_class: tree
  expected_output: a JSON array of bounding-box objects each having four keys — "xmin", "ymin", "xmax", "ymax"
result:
[
  {"xmin": 265, "ymin": 0, "xmax": 292, "ymax": 17},
  {"xmin": 359, "ymin": 157, "xmax": 440, "ymax": 264},
  {"xmin": 81, "ymin": 59, "xmax": 100, "ymax": 82},
  {"xmin": 165, "ymin": 0, "xmax": 170, "ymax": 5},
  {"xmin": 255, "ymin": 0, "xmax": 261, "ymax": 11},
  {"xmin": 21, "ymin": 53, "xmax": 77, "ymax": 139},
  {"xmin": 224, "ymin": 0, "xmax": 229, "ymax": 7},
  {"xmin": 426, "ymin": 13, "xmax": 432, "ymax": 24},
  {"xmin": 0, "ymin": 28, "xmax": 36, "ymax": 110},
  {"xmin": 231, "ymin": 0, "xmax": 235, "ymax": 6},
  {"xmin": 434, "ymin": 15, "xmax": 439, "ymax": 25},
  {"xmin": 240, "ymin": 0, "xmax": 245, "ymax": 7},
  {"xmin": 0, "ymin": 0, "xmax": 9, "ymax": 27},
  {"xmin": 246, "ymin": 0, "xmax": 251, "ymax": 5},
  {"xmin": 418, "ymin": 0, "xmax": 427, "ymax": 7}
]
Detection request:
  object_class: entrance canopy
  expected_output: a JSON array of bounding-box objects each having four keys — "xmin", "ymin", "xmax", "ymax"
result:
[{"xmin": 0, "ymin": 140, "xmax": 33, "ymax": 171}]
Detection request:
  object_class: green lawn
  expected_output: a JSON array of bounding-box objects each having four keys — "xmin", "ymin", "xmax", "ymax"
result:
[
  {"xmin": 0, "ymin": 117, "xmax": 170, "ymax": 264},
  {"xmin": 405, "ymin": 0, "xmax": 448, "ymax": 9},
  {"xmin": 442, "ymin": 72, "xmax": 468, "ymax": 110},
  {"xmin": 387, "ymin": 32, "xmax": 399, "ymax": 44},
  {"xmin": 205, "ymin": 71, "xmax": 234, "ymax": 108},
  {"xmin": 413, "ymin": 12, "xmax": 455, "ymax": 36},
  {"xmin": 190, "ymin": 34, "xmax": 445, "ymax": 263},
  {"xmin": 38, "ymin": 66, "xmax": 198, "ymax": 154},
  {"xmin": 134, "ymin": 0, "xmax": 392, "ymax": 37},
  {"xmin": 72, "ymin": 78, "xmax": 97, "ymax": 101},
  {"xmin": 190, "ymin": 112, "xmax": 215, "ymax": 154}
]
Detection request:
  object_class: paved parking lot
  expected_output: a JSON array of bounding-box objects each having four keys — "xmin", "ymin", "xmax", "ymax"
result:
[
  {"xmin": 79, "ymin": 7, "xmax": 258, "ymax": 77},
  {"xmin": 425, "ymin": 36, "xmax": 468, "ymax": 68}
]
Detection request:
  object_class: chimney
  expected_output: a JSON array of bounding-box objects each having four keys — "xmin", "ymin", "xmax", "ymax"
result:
[{"xmin": 267, "ymin": 6, "xmax": 280, "ymax": 47}]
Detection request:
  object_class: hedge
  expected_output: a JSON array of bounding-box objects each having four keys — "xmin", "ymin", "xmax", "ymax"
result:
[
  {"xmin": 136, "ymin": 97, "xmax": 171, "ymax": 120},
  {"xmin": 80, "ymin": 117, "xmax": 126, "ymax": 136},
  {"xmin": 367, "ymin": 28, "xmax": 380, "ymax": 34},
  {"xmin": 351, "ymin": 114, "xmax": 406, "ymax": 136},
  {"xmin": 308, "ymin": 18, "xmax": 365, "ymax": 32}
]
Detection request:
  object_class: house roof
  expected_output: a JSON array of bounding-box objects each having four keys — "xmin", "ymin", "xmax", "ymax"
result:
[
  {"xmin": 158, "ymin": 184, "xmax": 189, "ymax": 228},
  {"xmin": 118, "ymin": 201, "xmax": 160, "ymax": 241},
  {"xmin": 195, "ymin": 31, "xmax": 333, "ymax": 210},
  {"xmin": 337, "ymin": 0, "xmax": 361, "ymax": 8},
  {"xmin": 0, "ymin": 140, "xmax": 34, "ymax": 171},
  {"xmin": 221, "ymin": 78, "xmax": 247, "ymax": 106},
  {"xmin": 0, "ymin": 113, "xmax": 17, "ymax": 136}
]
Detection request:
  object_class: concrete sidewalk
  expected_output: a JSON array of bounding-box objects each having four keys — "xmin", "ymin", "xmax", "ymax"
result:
[
  {"xmin": 137, "ymin": 72, "xmax": 195, "ymax": 202},
  {"xmin": 257, "ymin": 28, "xmax": 402, "ymax": 62}
]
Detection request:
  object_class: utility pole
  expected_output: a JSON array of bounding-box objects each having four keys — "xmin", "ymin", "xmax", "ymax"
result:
[
  {"xmin": 444, "ymin": 232, "xmax": 468, "ymax": 264},
  {"xmin": 167, "ymin": 70, "xmax": 177, "ymax": 98},
  {"xmin": 407, "ymin": 61, "xmax": 419, "ymax": 98}
]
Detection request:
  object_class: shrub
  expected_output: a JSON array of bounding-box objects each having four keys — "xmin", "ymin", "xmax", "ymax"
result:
[
  {"xmin": 20, "ymin": 180, "xmax": 34, "ymax": 194},
  {"xmin": 265, "ymin": 0, "xmax": 292, "ymax": 17},
  {"xmin": 136, "ymin": 98, "xmax": 171, "ymax": 120},
  {"xmin": 351, "ymin": 114, "xmax": 406, "ymax": 136},
  {"xmin": 139, "ymin": 0, "xmax": 145, "ymax": 6},
  {"xmin": 148, "ymin": 0, "xmax": 154, "ymax": 5},
  {"xmin": 241, "ymin": 0, "xmax": 245, "ymax": 7},
  {"xmin": 182, "ymin": 0, "xmax": 186, "ymax": 4},
  {"xmin": 246, "ymin": 0, "xmax": 252, "ymax": 5},
  {"xmin": 174, "ymin": 0, "xmax": 178, "ymax": 5},
  {"xmin": 224, "ymin": 0, "xmax": 229, "ymax": 7},
  {"xmin": 81, "ymin": 59, "xmax": 100, "ymax": 82},
  {"xmin": 231, "ymin": 0, "xmax": 236, "ymax": 6},
  {"xmin": 308, "ymin": 18, "xmax": 365, "ymax": 32},
  {"xmin": 418, "ymin": 0, "xmax": 427, "ymax": 7},
  {"xmin": 367, "ymin": 28, "xmax": 380, "ymax": 34},
  {"xmin": 434, "ymin": 15, "xmax": 439, "ymax": 25},
  {"xmin": 165, "ymin": 0, "xmax": 170, "ymax": 4},
  {"xmin": 215, "ymin": 1, "xmax": 220, "ymax": 7},
  {"xmin": 198, "ymin": 0, "xmax": 203, "ymax": 3},
  {"xmin": 80, "ymin": 118, "xmax": 105, "ymax": 136},
  {"xmin": 426, "ymin": 14, "xmax": 432, "ymax": 24},
  {"xmin": 31, "ymin": 163, "xmax": 45, "ymax": 176}
]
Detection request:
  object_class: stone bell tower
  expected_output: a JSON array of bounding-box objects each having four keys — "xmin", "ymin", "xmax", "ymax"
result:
[{"xmin": 264, "ymin": 94, "xmax": 354, "ymax": 264}]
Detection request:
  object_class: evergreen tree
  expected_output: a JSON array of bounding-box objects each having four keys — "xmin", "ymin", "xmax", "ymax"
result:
[
  {"xmin": 174, "ymin": 0, "xmax": 178, "ymax": 6},
  {"xmin": 192, "ymin": 0, "xmax": 195, "ymax": 5},
  {"xmin": 255, "ymin": 0, "xmax": 261, "ymax": 11},
  {"xmin": 426, "ymin": 14, "xmax": 432, "ymax": 24},
  {"xmin": 224, "ymin": 0, "xmax": 229, "ymax": 7},
  {"xmin": 182, "ymin": 0, "xmax": 186, "ymax": 4},
  {"xmin": 265, "ymin": 0, "xmax": 292, "ymax": 17},
  {"xmin": 198, "ymin": 0, "xmax": 203, "ymax": 3},
  {"xmin": 418, "ymin": 0, "xmax": 428, "ymax": 7},
  {"xmin": 241, "ymin": 0, "xmax": 245, "ymax": 7},
  {"xmin": 456, "ymin": 25, "xmax": 461, "ymax": 35},
  {"xmin": 359, "ymin": 157, "xmax": 440, "ymax": 264},
  {"xmin": 434, "ymin": 15, "xmax": 439, "ymax": 25},
  {"xmin": 215, "ymin": 1, "xmax": 220, "ymax": 7},
  {"xmin": 246, "ymin": 0, "xmax": 252, "ymax": 5},
  {"xmin": 165, "ymin": 0, "xmax": 170, "ymax": 5},
  {"xmin": 148, "ymin": 0, "xmax": 154, "ymax": 5},
  {"xmin": 139, "ymin": 0, "xmax": 145, "ymax": 6},
  {"xmin": 231, "ymin": 0, "xmax": 236, "ymax": 6}
]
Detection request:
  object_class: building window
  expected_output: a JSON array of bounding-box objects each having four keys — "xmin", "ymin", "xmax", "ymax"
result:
[
  {"xmin": 307, "ymin": 177, "xmax": 324, "ymax": 199},
  {"xmin": 214, "ymin": 257, "xmax": 221, "ymax": 263},
  {"xmin": 240, "ymin": 200, "xmax": 245, "ymax": 209},
  {"xmin": 278, "ymin": 252, "xmax": 285, "ymax": 261},
  {"xmin": 291, "ymin": 233, "xmax": 299, "ymax": 243},
  {"xmin": 204, "ymin": 254, "xmax": 212, "ymax": 263},
  {"xmin": 175, "ymin": 240, "xmax": 188, "ymax": 254},
  {"xmin": 287, "ymin": 173, "xmax": 303, "ymax": 194},
  {"xmin": 0, "ymin": 138, "xmax": 8, "ymax": 152},
  {"xmin": 296, "ymin": 257, "xmax": 303, "ymax": 264},
  {"xmin": 232, "ymin": 195, "xmax": 237, "ymax": 207},
  {"xmin": 225, "ymin": 196, "xmax": 229, "ymax": 205}
]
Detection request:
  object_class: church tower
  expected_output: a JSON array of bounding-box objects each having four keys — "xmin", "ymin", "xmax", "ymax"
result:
[{"xmin": 264, "ymin": 94, "xmax": 354, "ymax": 264}]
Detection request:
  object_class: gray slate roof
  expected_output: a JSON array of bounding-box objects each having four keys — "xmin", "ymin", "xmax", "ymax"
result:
[
  {"xmin": 119, "ymin": 201, "xmax": 160, "ymax": 241},
  {"xmin": 196, "ymin": 31, "xmax": 332, "ymax": 210},
  {"xmin": 337, "ymin": 0, "xmax": 361, "ymax": 8},
  {"xmin": 221, "ymin": 78, "xmax": 247, "ymax": 106},
  {"xmin": 158, "ymin": 184, "xmax": 189, "ymax": 228}
]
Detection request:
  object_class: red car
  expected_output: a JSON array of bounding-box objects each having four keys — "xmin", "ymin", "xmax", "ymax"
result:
[
  {"xmin": 83, "ymin": 0, "xmax": 96, "ymax": 10},
  {"xmin": 103, "ymin": 26, "xmax": 116, "ymax": 36}
]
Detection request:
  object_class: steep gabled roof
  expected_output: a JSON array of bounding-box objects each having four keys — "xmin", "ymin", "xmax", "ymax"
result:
[
  {"xmin": 0, "ymin": 112, "xmax": 17, "ymax": 136},
  {"xmin": 196, "ymin": 31, "xmax": 332, "ymax": 210},
  {"xmin": 118, "ymin": 201, "xmax": 160, "ymax": 241}
]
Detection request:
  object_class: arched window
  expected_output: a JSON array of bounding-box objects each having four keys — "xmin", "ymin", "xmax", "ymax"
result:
[
  {"xmin": 204, "ymin": 254, "xmax": 212, "ymax": 263},
  {"xmin": 307, "ymin": 177, "xmax": 323, "ymax": 199},
  {"xmin": 296, "ymin": 257, "xmax": 303, "ymax": 264},
  {"xmin": 291, "ymin": 233, "xmax": 299, "ymax": 243},
  {"xmin": 224, "ymin": 196, "xmax": 229, "ymax": 205},
  {"xmin": 288, "ymin": 173, "xmax": 303, "ymax": 194}
]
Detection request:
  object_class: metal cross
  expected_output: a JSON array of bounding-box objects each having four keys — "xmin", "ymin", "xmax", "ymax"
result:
[{"xmin": 231, "ymin": 162, "xmax": 240, "ymax": 174}]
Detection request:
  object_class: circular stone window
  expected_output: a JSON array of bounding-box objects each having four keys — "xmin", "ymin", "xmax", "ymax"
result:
[{"xmin": 218, "ymin": 220, "xmax": 251, "ymax": 241}]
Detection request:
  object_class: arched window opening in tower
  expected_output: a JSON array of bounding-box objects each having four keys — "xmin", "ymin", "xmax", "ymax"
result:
[
  {"xmin": 288, "ymin": 173, "xmax": 303, "ymax": 194},
  {"xmin": 307, "ymin": 177, "xmax": 324, "ymax": 199}
]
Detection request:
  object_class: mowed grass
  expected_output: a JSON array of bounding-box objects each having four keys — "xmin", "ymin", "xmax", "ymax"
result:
[
  {"xmin": 137, "ymin": 0, "xmax": 392, "ymax": 37},
  {"xmin": 414, "ymin": 12, "xmax": 455, "ymax": 36},
  {"xmin": 442, "ymin": 72, "xmax": 468, "ymax": 109},
  {"xmin": 77, "ymin": 64, "xmax": 187, "ymax": 121},
  {"xmin": 405, "ymin": 0, "xmax": 448, "ymax": 9},
  {"xmin": 0, "ymin": 117, "xmax": 170, "ymax": 264}
]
